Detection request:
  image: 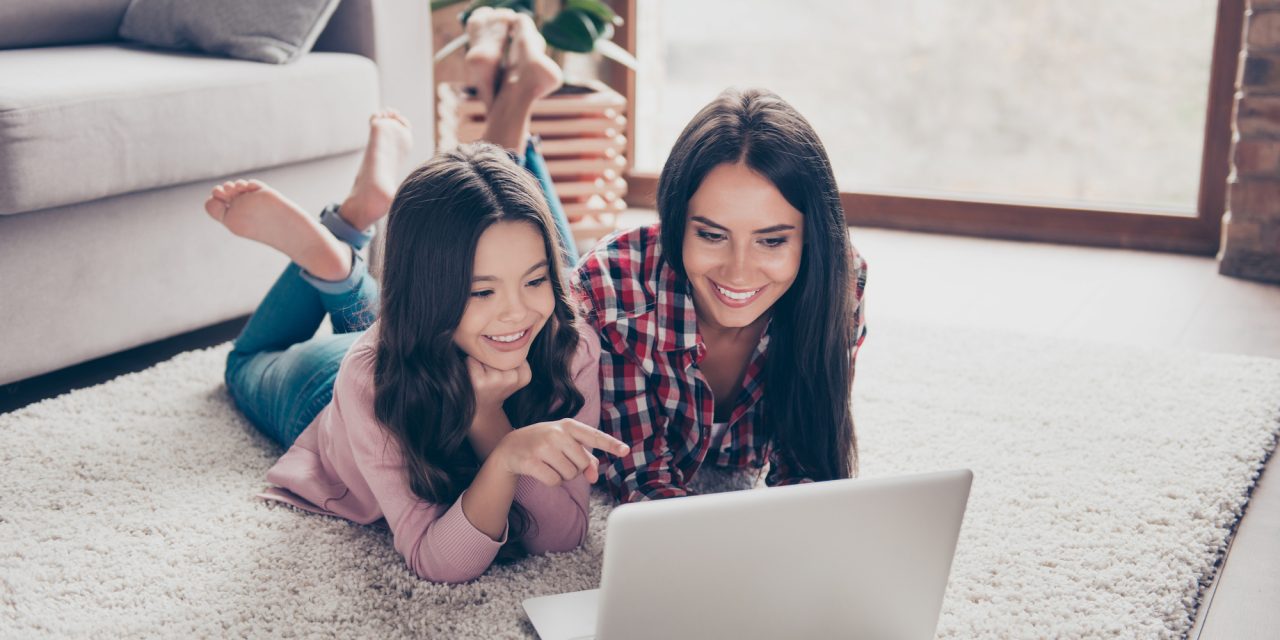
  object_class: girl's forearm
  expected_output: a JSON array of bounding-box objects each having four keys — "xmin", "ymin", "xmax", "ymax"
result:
[{"xmin": 460, "ymin": 453, "xmax": 518, "ymax": 541}]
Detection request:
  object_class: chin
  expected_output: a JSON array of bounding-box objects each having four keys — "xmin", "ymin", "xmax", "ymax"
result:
[{"xmin": 477, "ymin": 351, "xmax": 530, "ymax": 371}]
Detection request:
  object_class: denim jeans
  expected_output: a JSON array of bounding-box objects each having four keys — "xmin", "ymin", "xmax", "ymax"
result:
[{"xmin": 225, "ymin": 140, "xmax": 577, "ymax": 448}]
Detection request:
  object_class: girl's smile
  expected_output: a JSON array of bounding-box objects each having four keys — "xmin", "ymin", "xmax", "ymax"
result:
[{"xmin": 482, "ymin": 326, "xmax": 535, "ymax": 351}]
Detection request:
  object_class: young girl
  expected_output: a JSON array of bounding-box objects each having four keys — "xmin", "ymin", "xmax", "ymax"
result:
[
  {"xmin": 578, "ymin": 87, "xmax": 868, "ymax": 502},
  {"xmin": 206, "ymin": 10, "xmax": 626, "ymax": 584}
]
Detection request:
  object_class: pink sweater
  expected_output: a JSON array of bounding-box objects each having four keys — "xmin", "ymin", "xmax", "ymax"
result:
[{"xmin": 258, "ymin": 322, "xmax": 601, "ymax": 583}]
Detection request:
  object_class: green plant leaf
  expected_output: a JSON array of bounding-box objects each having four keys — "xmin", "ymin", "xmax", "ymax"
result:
[
  {"xmin": 562, "ymin": 0, "xmax": 622, "ymax": 28},
  {"xmin": 542, "ymin": 9, "xmax": 599, "ymax": 53}
]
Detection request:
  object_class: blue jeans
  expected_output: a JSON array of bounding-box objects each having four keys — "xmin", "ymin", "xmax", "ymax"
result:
[{"xmin": 225, "ymin": 140, "xmax": 576, "ymax": 448}]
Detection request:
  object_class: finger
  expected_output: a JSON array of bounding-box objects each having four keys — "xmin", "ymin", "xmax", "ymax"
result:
[
  {"xmin": 562, "ymin": 443, "xmax": 594, "ymax": 476},
  {"xmin": 564, "ymin": 422, "xmax": 631, "ymax": 456},
  {"xmin": 465, "ymin": 356, "xmax": 488, "ymax": 379},
  {"xmin": 516, "ymin": 361, "xmax": 532, "ymax": 389},
  {"xmin": 581, "ymin": 447, "xmax": 601, "ymax": 484},
  {"xmin": 527, "ymin": 462, "xmax": 562, "ymax": 487},
  {"xmin": 543, "ymin": 448, "xmax": 579, "ymax": 481}
]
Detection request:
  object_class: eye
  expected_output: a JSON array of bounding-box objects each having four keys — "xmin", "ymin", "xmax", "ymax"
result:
[
  {"xmin": 695, "ymin": 229, "xmax": 726, "ymax": 243},
  {"xmin": 526, "ymin": 276, "xmax": 548, "ymax": 288},
  {"xmin": 760, "ymin": 237, "xmax": 788, "ymax": 248},
  {"xmin": 470, "ymin": 289, "xmax": 494, "ymax": 299}
]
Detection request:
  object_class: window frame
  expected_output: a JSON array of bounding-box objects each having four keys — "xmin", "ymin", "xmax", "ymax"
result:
[{"xmin": 605, "ymin": 0, "xmax": 1244, "ymax": 255}]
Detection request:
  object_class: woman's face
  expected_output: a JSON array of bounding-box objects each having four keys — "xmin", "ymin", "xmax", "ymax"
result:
[
  {"xmin": 454, "ymin": 221, "xmax": 556, "ymax": 370},
  {"xmin": 682, "ymin": 162, "xmax": 804, "ymax": 331}
]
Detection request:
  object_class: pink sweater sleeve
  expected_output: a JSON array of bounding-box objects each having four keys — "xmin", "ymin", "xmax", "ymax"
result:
[
  {"xmin": 334, "ymin": 351, "xmax": 506, "ymax": 584},
  {"xmin": 513, "ymin": 326, "xmax": 602, "ymax": 554}
]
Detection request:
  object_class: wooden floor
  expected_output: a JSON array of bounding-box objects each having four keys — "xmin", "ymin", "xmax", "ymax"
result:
[{"xmin": 2, "ymin": 221, "xmax": 1277, "ymax": 637}]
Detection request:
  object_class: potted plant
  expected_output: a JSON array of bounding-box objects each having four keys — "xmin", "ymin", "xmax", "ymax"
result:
[{"xmin": 431, "ymin": 0, "xmax": 638, "ymax": 77}]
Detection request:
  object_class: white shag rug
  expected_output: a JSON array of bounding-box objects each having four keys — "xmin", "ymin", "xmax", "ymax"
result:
[{"xmin": 2, "ymin": 321, "xmax": 1278, "ymax": 639}]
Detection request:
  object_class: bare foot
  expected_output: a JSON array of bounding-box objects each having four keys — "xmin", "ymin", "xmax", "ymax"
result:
[
  {"xmin": 338, "ymin": 108, "xmax": 414, "ymax": 231},
  {"xmin": 464, "ymin": 7, "xmax": 518, "ymax": 111},
  {"xmin": 502, "ymin": 12, "xmax": 562, "ymax": 102},
  {"xmin": 481, "ymin": 13, "xmax": 563, "ymax": 150},
  {"xmin": 204, "ymin": 180, "xmax": 352, "ymax": 282}
]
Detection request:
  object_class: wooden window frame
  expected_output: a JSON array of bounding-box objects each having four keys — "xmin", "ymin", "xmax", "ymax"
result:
[{"xmin": 605, "ymin": 0, "xmax": 1244, "ymax": 255}]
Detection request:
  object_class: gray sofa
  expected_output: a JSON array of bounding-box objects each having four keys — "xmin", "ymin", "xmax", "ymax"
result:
[{"xmin": 0, "ymin": 0, "xmax": 434, "ymax": 386}]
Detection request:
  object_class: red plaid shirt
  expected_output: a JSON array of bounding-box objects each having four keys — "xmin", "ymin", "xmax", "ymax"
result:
[{"xmin": 575, "ymin": 224, "xmax": 867, "ymax": 503}]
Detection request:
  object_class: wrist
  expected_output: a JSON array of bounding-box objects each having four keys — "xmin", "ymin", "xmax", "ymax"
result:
[{"xmin": 483, "ymin": 439, "xmax": 518, "ymax": 477}]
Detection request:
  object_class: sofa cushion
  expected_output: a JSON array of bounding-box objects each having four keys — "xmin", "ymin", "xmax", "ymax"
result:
[
  {"xmin": 0, "ymin": 44, "xmax": 377, "ymax": 216},
  {"xmin": 119, "ymin": 0, "xmax": 342, "ymax": 64},
  {"xmin": 0, "ymin": 0, "xmax": 132, "ymax": 49}
]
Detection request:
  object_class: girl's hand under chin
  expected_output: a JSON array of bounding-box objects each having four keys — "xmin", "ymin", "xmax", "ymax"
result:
[
  {"xmin": 496, "ymin": 419, "xmax": 631, "ymax": 487},
  {"xmin": 465, "ymin": 356, "xmax": 532, "ymax": 411}
]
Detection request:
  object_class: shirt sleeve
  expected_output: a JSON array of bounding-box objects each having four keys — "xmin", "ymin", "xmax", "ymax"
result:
[
  {"xmin": 511, "ymin": 327, "xmax": 601, "ymax": 553},
  {"xmin": 333, "ymin": 352, "xmax": 505, "ymax": 584},
  {"xmin": 850, "ymin": 246, "xmax": 868, "ymax": 357},
  {"xmin": 764, "ymin": 446, "xmax": 815, "ymax": 487},
  {"xmin": 595, "ymin": 341, "xmax": 690, "ymax": 502}
]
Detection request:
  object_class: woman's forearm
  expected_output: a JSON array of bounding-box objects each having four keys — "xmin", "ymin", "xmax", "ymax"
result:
[{"xmin": 467, "ymin": 405, "xmax": 515, "ymax": 461}]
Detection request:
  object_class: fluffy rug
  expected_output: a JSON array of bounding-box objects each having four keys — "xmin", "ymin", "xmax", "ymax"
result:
[{"xmin": 1, "ymin": 321, "xmax": 1277, "ymax": 639}]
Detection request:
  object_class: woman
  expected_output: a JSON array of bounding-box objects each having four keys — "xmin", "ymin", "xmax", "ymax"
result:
[{"xmin": 577, "ymin": 88, "xmax": 868, "ymax": 502}]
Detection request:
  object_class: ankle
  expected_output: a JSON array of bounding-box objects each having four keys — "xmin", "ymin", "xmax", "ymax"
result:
[{"xmin": 298, "ymin": 239, "xmax": 353, "ymax": 283}]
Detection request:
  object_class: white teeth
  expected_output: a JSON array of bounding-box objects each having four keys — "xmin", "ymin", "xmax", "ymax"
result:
[
  {"xmin": 486, "ymin": 330, "xmax": 527, "ymax": 343},
  {"xmin": 716, "ymin": 285, "xmax": 760, "ymax": 301}
]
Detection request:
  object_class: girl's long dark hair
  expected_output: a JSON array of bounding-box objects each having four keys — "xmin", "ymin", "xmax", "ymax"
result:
[
  {"xmin": 657, "ymin": 87, "xmax": 858, "ymax": 481},
  {"xmin": 373, "ymin": 143, "xmax": 584, "ymax": 555}
]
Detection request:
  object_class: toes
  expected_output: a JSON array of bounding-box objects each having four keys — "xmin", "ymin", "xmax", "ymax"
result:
[
  {"xmin": 246, "ymin": 179, "xmax": 266, "ymax": 191},
  {"xmin": 203, "ymin": 196, "xmax": 228, "ymax": 221}
]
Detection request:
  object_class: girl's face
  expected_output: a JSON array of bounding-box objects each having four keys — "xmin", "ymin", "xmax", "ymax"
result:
[
  {"xmin": 455, "ymin": 221, "xmax": 556, "ymax": 370},
  {"xmin": 682, "ymin": 162, "xmax": 805, "ymax": 331}
]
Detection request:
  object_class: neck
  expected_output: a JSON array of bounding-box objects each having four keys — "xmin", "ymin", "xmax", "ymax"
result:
[{"xmin": 696, "ymin": 307, "xmax": 771, "ymax": 345}]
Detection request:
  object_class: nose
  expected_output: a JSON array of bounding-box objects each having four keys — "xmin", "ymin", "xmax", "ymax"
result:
[
  {"xmin": 724, "ymin": 241, "xmax": 751, "ymax": 283},
  {"xmin": 497, "ymin": 290, "xmax": 527, "ymax": 324}
]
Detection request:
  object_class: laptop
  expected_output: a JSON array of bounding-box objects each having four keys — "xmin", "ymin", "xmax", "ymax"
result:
[{"xmin": 522, "ymin": 468, "xmax": 972, "ymax": 640}]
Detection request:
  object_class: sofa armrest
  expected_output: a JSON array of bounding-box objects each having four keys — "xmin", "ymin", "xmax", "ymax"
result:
[
  {"xmin": 315, "ymin": 0, "xmax": 434, "ymax": 167},
  {"xmin": 314, "ymin": 0, "xmax": 434, "ymax": 275}
]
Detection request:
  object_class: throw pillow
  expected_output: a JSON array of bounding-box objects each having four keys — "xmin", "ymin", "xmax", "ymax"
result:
[{"xmin": 118, "ymin": 0, "xmax": 341, "ymax": 64}]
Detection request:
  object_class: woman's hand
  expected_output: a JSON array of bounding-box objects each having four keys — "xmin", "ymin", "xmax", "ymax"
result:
[
  {"xmin": 466, "ymin": 356, "xmax": 532, "ymax": 411},
  {"xmin": 494, "ymin": 419, "xmax": 631, "ymax": 487}
]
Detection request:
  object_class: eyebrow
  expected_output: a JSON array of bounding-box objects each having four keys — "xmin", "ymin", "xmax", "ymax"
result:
[
  {"xmin": 472, "ymin": 260, "xmax": 549, "ymax": 283},
  {"xmin": 690, "ymin": 216, "xmax": 796, "ymax": 235}
]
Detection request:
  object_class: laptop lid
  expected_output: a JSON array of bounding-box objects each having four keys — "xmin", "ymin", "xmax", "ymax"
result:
[{"xmin": 593, "ymin": 469, "xmax": 972, "ymax": 640}]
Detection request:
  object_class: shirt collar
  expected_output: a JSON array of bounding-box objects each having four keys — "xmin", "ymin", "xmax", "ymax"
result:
[{"xmin": 653, "ymin": 258, "xmax": 702, "ymax": 353}]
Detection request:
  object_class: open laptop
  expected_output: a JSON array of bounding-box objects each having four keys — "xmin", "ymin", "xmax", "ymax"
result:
[{"xmin": 523, "ymin": 468, "xmax": 972, "ymax": 640}]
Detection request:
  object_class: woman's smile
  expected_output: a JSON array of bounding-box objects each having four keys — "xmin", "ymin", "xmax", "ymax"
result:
[{"xmin": 710, "ymin": 279, "xmax": 767, "ymax": 307}]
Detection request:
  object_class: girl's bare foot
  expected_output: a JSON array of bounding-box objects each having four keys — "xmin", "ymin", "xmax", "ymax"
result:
[
  {"xmin": 338, "ymin": 108, "xmax": 414, "ymax": 231},
  {"xmin": 482, "ymin": 13, "xmax": 563, "ymax": 150},
  {"xmin": 204, "ymin": 180, "xmax": 352, "ymax": 282},
  {"xmin": 464, "ymin": 7, "xmax": 518, "ymax": 110},
  {"xmin": 503, "ymin": 12, "xmax": 563, "ymax": 102}
]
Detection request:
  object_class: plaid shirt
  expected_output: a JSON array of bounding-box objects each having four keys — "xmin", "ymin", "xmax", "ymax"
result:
[{"xmin": 576, "ymin": 224, "xmax": 867, "ymax": 503}]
